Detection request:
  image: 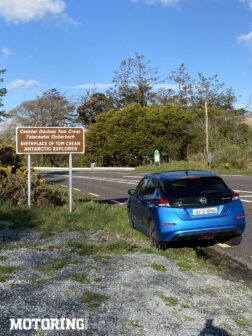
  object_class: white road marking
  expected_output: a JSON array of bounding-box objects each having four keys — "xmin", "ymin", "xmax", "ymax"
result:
[
  {"xmin": 73, "ymin": 188, "xmax": 81, "ymax": 192},
  {"xmin": 53, "ymin": 174, "xmax": 138, "ymax": 185},
  {"xmin": 239, "ymin": 195, "xmax": 252, "ymax": 197},
  {"xmin": 217, "ymin": 243, "xmax": 231, "ymax": 248},
  {"xmin": 222, "ymin": 174, "xmax": 243, "ymax": 177},
  {"xmin": 60, "ymin": 184, "xmax": 67, "ymax": 188},
  {"xmin": 124, "ymin": 175, "xmax": 143, "ymax": 179},
  {"xmin": 241, "ymin": 199, "xmax": 252, "ymax": 203},
  {"xmin": 88, "ymin": 193, "xmax": 99, "ymax": 197},
  {"xmin": 110, "ymin": 199, "xmax": 125, "ymax": 205},
  {"xmin": 234, "ymin": 189, "xmax": 252, "ymax": 194}
]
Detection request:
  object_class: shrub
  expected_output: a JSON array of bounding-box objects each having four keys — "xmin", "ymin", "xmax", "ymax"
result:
[
  {"xmin": 0, "ymin": 167, "xmax": 67, "ymax": 207},
  {"xmin": 212, "ymin": 143, "xmax": 248, "ymax": 169},
  {"xmin": 0, "ymin": 144, "xmax": 21, "ymax": 172}
]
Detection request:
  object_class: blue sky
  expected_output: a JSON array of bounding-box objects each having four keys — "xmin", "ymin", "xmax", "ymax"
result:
[{"xmin": 1, "ymin": 0, "xmax": 252, "ymax": 111}]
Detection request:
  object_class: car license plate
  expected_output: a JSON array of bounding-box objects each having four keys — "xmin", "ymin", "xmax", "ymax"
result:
[{"xmin": 192, "ymin": 207, "xmax": 218, "ymax": 216}]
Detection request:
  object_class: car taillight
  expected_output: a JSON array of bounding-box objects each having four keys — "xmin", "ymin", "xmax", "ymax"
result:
[
  {"xmin": 162, "ymin": 222, "xmax": 176, "ymax": 226},
  {"xmin": 232, "ymin": 192, "xmax": 239, "ymax": 201},
  {"xmin": 155, "ymin": 197, "xmax": 170, "ymax": 207},
  {"xmin": 234, "ymin": 215, "xmax": 245, "ymax": 220}
]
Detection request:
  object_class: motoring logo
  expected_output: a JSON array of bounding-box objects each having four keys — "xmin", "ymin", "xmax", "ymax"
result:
[
  {"xmin": 10, "ymin": 318, "xmax": 88, "ymax": 331},
  {"xmin": 199, "ymin": 197, "xmax": 208, "ymax": 204}
]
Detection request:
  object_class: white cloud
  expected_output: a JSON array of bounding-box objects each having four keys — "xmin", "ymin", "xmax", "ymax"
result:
[
  {"xmin": 0, "ymin": 47, "xmax": 12, "ymax": 57},
  {"xmin": 70, "ymin": 82, "xmax": 179, "ymax": 91},
  {"xmin": 238, "ymin": 31, "xmax": 252, "ymax": 43},
  {"xmin": 154, "ymin": 83, "xmax": 178, "ymax": 90},
  {"xmin": 240, "ymin": 0, "xmax": 252, "ymax": 10},
  {"xmin": 0, "ymin": 0, "xmax": 76, "ymax": 24},
  {"xmin": 8, "ymin": 79, "xmax": 40, "ymax": 90},
  {"xmin": 70, "ymin": 83, "xmax": 112, "ymax": 90},
  {"xmin": 132, "ymin": 0, "xmax": 180, "ymax": 6},
  {"xmin": 237, "ymin": 31, "xmax": 252, "ymax": 52}
]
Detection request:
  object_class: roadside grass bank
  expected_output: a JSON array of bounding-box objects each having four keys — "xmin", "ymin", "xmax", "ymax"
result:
[
  {"xmin": 0, "ymin": 195, "xmax": 251, "ymax": 284},
  {"xmin": 135, "ymin": 161, "xmax": 252, "ymax": 175}
]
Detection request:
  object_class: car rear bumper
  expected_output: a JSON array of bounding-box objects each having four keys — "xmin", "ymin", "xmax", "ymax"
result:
[{"xmin": 159, "ymin": 225, "xmax": 244, "ymax": 242}]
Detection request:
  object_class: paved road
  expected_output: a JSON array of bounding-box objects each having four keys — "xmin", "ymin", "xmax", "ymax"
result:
[{"xmin": 43, "ymin": 170, "xmax": 252, "ymax": 270}]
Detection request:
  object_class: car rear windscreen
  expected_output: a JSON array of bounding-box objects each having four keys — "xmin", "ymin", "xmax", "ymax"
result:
[{"xmin": 164, "ymin": 176, "xmax": 232, "ymax": 206}]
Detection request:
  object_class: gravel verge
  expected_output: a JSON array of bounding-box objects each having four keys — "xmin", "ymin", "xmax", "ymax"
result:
[{"xmin": 0, "ymin": 226, "xmax": 251, "ymax": 336}]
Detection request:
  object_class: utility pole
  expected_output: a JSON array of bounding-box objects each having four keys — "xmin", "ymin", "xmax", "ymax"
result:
[
  {"xmin": 205, "ymin": 100, "xmax": 212, "ymax": 168},
  {"xmin": 205, "ymin": 100, "xmax": 209, "ymax": 158}
]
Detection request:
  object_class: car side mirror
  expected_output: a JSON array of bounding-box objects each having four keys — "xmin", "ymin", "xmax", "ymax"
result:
[{"xmin": 128, "ymin": 189, "xmax": 136, "ymax": 196}]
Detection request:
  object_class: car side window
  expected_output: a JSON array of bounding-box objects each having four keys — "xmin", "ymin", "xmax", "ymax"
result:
[
  {"xmin": 136, "ymin": 177, "xmax": 149, "ymax": 196},
  {"xmin": 146, "ymin": 178, "xmax": 159, "ymax": 195}
]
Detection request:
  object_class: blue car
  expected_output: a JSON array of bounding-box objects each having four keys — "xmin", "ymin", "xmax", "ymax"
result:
[{"xmin": 127, "ymin": 171, "xmax": 246, "ymax": 249}]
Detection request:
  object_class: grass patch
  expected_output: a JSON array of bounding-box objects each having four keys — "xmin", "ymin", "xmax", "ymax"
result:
[
  {"xmin": 158, "ymin": 293, "xmax": 178, "ymax": 307},
  {"xmin": 94, "ymin": 277, "xmax": 102, "ymax": 283},
  {"xmin": 0, "ymin": 199, "xmax": 146, "ymax": 242},
  {"xmin": 182, "ymin": 316, "xmax": 195, "ymax": 322},
  {"xmin": 223, "ymin": 323, "xmax": 233, "ymax": 332},
  {"xmin": 135, "ymin": 160, "xmax": 252, "ymax": 176},
  {"xmin": 176, "ymin": 259, "xmax": 193, "ymax": 272},
  {"xmin": 68, "ymin": 240, "xmax": 139, "ymax": 256},
  {"xmin": 126, "ymin": 320, "xmax": 142, "ymax": 329},
  {"xmin": 35, "ymin": 244, "xmax": 58, "ymax": 251},
  {"xmin": 80, "ymin": 290, "xmax": 108, "ymax": 309},
  {"xmin": 233, "ymin": 318, "xmax": 250, "ymax": 327},
  {"xmin": 30, "ymin": 278, "xmax": 48, "ymax": 286},
  {"xmin": 0, "ymin": 274, "xmax": 10, "ymax": 282},
  {"xmin": 33, "ymin": 258, "xmax": 72, "ymax": 272},
  {"xmin": 71, "ymin": 273, "xmax": 90, "ymax": 284},
  {"xmin": 0, "ymin": 196, "xmax": 249, "ymax": 282},
  {"xmin": 181, "ymin": 303, "xmax": 190, "ymax": 309},
  {"xmin": 0, "ymin": 265, "xmax": 20, "ymax": 282},
  {"xmin": 0, "ymin": 256, "xmax": 7, "ymax": 261},
  {"xmin": 92, "ymin": 255, "xmax": 111, "ymax": 264},
  {"xmin": 64, "ymin": 289, "xmax": 80, "ymax": 296},
  {"xmin": 149, "ymin": 262, "xmax": 166, "ymax": 272},
  {"xmin": 0, "ymin": 242, "xmax": 35, "ymax": 251},
  {"xmin": 122, "ymin": 282, "xmax": 131, "ymax": 288},
  {"xmin": 199, "ymin": 286, "xmax": 216, "ymax": 295}
]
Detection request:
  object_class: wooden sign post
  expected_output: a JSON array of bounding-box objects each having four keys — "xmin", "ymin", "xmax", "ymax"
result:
[{"xmin": 16, "ymin": 127, "xmax": 85, "ymax": 213}]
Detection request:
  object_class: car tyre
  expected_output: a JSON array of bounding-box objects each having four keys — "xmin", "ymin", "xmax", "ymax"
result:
[{"xmin": 150, "ymin": 220, "xmax": 166, "ymax": 250}]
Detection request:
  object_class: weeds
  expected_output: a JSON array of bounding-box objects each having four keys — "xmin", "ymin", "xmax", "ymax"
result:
[
  {"xmin": 182, "ymin": 316, "xmax": 196, "ymax": 322},
  {"xmin": 68, "ymin": 240, "xmax": 139, "ymax": 256},
  {"xmin": 233, "ymin": 318, "xmax": 250, "ymax": 327},
  {"xmin": 33, "ymin": 258, "xmax": 72, "ymax": 272},
  {"xmin": 149, "ymin": 262, "xmax": 166, "ymax": 272},
  {"xmin": 158, "ymin": 293, "xmax": 179, "ymax": 307},
  {"xmin": 80, "ymin": 290, "xmax": 108, "ymax": 309},
  {"xmin": 0, "ymin": 265, "xmax": 20, "ymax": 282},
  {"xmin": 71, "ymin": 273, "xmax": 90, "ymax": 284}
]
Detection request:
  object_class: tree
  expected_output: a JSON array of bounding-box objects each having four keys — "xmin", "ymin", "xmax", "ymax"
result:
[
  {"xmin": 86, "ymin": 104, "xmax": 197, "ymax": 166},
  {"xmin": 0, "ymin": 69, "xmax": 7, "ymax": 121},
  {"xmin": 194, "ymin": 73, "xmax": 236, "ymax": 110},
  {"xmin": 158, "ymin": 65, "xmax": 237, "ymax": 110},
  {"xmin": 77, "ymin": 90, "xmax": 113, "ymax": 128},
  {"xmin": 11, "ymin": 88, "xmax": 75, "ymax": 126},
  {"xmin": 161, "ymin": 64, "xmax": 194, "ymax": 106},
  {"xmin": 107, "ymin": 52, "xmax": 159, "ymax": 108}
]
